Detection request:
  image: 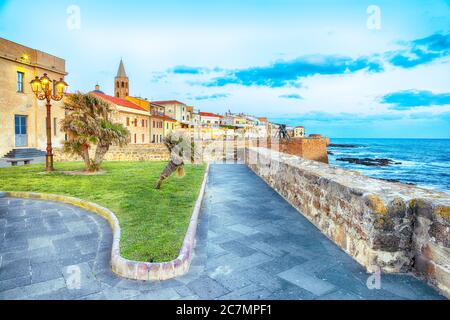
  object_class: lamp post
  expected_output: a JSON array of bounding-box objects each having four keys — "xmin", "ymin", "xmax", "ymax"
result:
[{"xmin": 30, "ymin": 73, "xmax": 68, "ymax": 172}]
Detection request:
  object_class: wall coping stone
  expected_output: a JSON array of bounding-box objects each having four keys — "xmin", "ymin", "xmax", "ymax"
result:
[
  {"xmin": 250, "ymin": 147, "xmax": 450, "ymax": 207},
  {"xmin": 1, "ymin": 164, "xmax": 210, "ymax": 281}
]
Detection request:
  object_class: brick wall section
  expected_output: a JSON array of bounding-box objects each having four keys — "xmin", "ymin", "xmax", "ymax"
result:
[
  {"xmin": 54, "ymin": 144, "xmax": 170, "ymax": 162},
  {"xmin": 246, "ymin": 147, "xmax": 450, "ymax": 298},
  {"xmin": 278, "ymin": 137, "xmax": 329, "ymax": 164}
]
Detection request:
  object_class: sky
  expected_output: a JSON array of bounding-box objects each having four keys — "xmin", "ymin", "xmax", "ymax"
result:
[{"xmin": 1, "ymin": 0, "xmax": 450, "ymax": 138}]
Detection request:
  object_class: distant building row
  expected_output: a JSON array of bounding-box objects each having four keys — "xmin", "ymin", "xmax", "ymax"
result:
[{"xmin": 0, "ymin": 37, "xmax": 306, "ymax": 158}]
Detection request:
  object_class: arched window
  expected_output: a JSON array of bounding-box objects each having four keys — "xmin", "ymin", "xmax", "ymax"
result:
[
  {"xmin": 116, "ymin": 81, "xmax": 119, "ymax": 88},
  {"xmin": 116, "ymin": 92, "xmax": 119, "ymax": 97},
  {"xmin": 122, "ymin": 82, "xmax": 125, "ymax": 88}
]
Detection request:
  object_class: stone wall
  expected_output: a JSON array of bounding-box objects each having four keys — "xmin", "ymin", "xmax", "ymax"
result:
[
  {"xmin": 277, "ymin": 137, "xmax": 329, "ymax": 164},
  {"xmin": 54, "ymin": 144, "xmax": 170, "ymax": 162},
  {"xmin": 246, "ymin": 147, "xmax": 450, "ymax": 297}
]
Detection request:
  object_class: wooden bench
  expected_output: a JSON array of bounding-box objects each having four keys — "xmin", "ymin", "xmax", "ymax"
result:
[{"xmin": 5, "ymin": 158, "xmax": 34, "ymax": 166}]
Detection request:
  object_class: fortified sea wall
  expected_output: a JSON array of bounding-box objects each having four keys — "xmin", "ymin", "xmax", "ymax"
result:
[
  {"xmin": 54, "ymin": 136, "xmax": 329, "ymax": 164},
  {"xmin": 245, "ymin": 147, "xmax": 450, "ymax": 298}
]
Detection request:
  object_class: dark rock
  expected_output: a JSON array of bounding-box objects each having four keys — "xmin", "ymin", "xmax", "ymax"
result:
[
  {"xmin": 378, "ymin": 178, "xmax": 415, "ymax": 186},
  {"xmin": 327, "ymin": 151, "xmax": 334, "ymax": 155},
  {"xmin": 328, "ymin": 144, "xmax": 364, "ymax": 148},
  {"xmin": 336, "ymin": 157, "xmax": 402, "ymax": 167}
]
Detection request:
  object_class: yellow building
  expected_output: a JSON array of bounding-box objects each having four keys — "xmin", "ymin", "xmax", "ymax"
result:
[
  {"xmin": 0, "ymin": 37, "xmax": 67, "ymax": 159},
  {"xmin": 126, "ymin": 96, "xmax": 151, "ymax": 111},
  {"xmin": 163, "ymin": 116, "xmax": 177, "ymax": 136},
  {"xmin": 294, "ymin": 126, "xmax": 305, "ymax": 138},
  {"xmin": 152, "ymin": 100, "xmax": 190, "ymax": 128},
  {"xmin": 91, "ymin": 90, "xmax": 151, "ymax": 144}
]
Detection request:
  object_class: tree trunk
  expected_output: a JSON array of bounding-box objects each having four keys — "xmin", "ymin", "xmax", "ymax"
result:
[
  {"xmin": 155, "ymin": 153, "xmax": 184, "ymax": 189},
  {"xmin": 90, "ymin": 143, "xmax": 110, "ymax": 172},
  {"xmin": 81, "ymin": 146, "xmax": 91, "ymax": 171}
]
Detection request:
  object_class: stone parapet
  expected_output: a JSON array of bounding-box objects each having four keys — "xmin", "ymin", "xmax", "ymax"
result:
[
  {"xmin": 54, "ymin": 144, "xmax": 170, "ymax": 162},
  {"xmin": 246, "ymin": 147, "xmax": 450, "ymax": 298}
]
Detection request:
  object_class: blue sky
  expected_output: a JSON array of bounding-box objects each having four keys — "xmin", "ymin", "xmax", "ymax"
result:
[{"xmin": 1, "ymin": 0, "xmax": 450, "ymax": 138}]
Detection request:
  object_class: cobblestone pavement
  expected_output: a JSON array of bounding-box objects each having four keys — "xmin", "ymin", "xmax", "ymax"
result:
[{"xmin": 0, "ymin": 164, "xmax": 445, "ymax": 300}]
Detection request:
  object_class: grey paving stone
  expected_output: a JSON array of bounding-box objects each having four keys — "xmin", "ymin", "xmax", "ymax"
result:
[
  {"xmin": 267, "ymin": 281, "xmax": 317, "ymax": 300},
  {"xmin": 173, "ymin": 285, "xmax": 195, "ymax": 297},
  {"xmin": 0, "ymin": 275, "xmax": 31, "ymax": 292},
  {"xmin": 219, "ymin": 240, "xmax": 257, "ymax": 257},
  {"xmin": 31, "ymin": 261, "xmax": 63, "ymax": 284},
  {"xmin": 133, "ymin": 288, "xmax": 180, "ymax": 300},
  {"xmin": 0, "ymin": 258, "xmax": 30, "ymax": 281},
  {"xmin": 0, "ymin": 165, "xmax": 445, "ymax": 300},
  {"xmin": 187, "ymin": 276, "xmax": 230, "ymax": 299},
  {"xmin": 219, "ymin": 284, "xmax": 272, "ymax": 300},
  {"xmin": 277, "ymin": 266, "xmax": 337, "ymax": 296},
  {"xmin": 316, "ymin": 289, "xmax": 364, "ymax": 300},
  {"xmin": 258, "ymin": 254, "xmax": 307, "ymax": 275}
]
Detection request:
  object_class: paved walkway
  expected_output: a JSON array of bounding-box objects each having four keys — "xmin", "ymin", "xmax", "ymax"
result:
[{"xmin": 0, "ymin": 165, "xmax": 445, "ymax": 300}]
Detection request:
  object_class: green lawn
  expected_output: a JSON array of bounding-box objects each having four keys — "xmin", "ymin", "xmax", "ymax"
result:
[{"xmin": 0, "ymin": 161, "xmax": 206, "ymax": 262}]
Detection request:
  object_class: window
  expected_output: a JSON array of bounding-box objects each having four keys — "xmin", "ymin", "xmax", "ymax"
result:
[
  {"xmin": 134, "ymin": 119, "xmax": 137, "ymax": 127},
  {"xmin": 142, "ymin": 119, "xmax": 145, "ymax": 127},
  {"xmin": 126, "ymin": 117, "xmax": 130, "ymax": 126},
  {"xmin": 116, "ymin": 92, "xmax": 119, "ymax": 98},
  {"xmin": 153, "ymin": 121, "xmax": 155, "ymax": 128},
  {"xmin": 17, "ymin": 72, "xmax": 24, "ymax": 92},
  {"xmin": 152, "ymin": 135, "xmax": 155, "ymax": 143},
  {"xmin": 160, "ymin": 135, "xmax": 162, "ymax": 142},
  {"xmin": 122, "ymin": 82, "xmax": 125, "ymax": 88},
  {"xmin": 134, "ymin": 134, "xmax": 137, "ymax": 144},
  {"xmin": 142, "ymin": 134, "xmax": 145, "ymax": 143},
  {"xmin": 116, "ymin": 81, "xmax": 119, "ymax": 88}
]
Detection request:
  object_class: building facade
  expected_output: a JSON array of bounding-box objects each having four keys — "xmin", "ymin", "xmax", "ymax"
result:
[
  {"xmin": 152, "ymin": 100, "xmax": 190, "ymax": 127},
  {"xmin": 0, "ymin": 37, "xmax": 67, "ymax": 158},
  {"xmin": 92, "ymin": 91, "xmax": 151, "ymax": 144},
  {"xmin": 199, "ymin": 112, "xmax": 223, "ymax": 127},
  {"xmin": 294, "ymin": 126, "xmax": 305, "ymax": 138}
]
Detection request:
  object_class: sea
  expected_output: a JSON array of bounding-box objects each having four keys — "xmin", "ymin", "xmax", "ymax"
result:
[{"xmin": 327, "ymin": 138, "xmax": 450, "ymax": 194}]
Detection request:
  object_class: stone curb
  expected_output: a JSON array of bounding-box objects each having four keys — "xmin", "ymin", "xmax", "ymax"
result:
[{"xmin": 1, "ymin": 164, "xmax": 210, "ymax": 281}]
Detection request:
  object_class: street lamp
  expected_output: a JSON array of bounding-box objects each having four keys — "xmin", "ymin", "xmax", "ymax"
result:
[{"xmin": 30, "ymin": 73, "xmax": 68, "ymax": 172}]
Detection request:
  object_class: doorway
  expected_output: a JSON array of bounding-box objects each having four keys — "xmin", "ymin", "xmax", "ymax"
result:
[{"xmin": 14, "ymin": 115, "xmax": 27, "ymax": 147}]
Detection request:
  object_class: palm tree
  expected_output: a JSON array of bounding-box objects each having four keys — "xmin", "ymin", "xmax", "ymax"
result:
[
  {"xmin": 155, "ymin": 132, "xmax": 197, "ymax": 189},
  {"xmin": 61, "ymin": 93, "xmax": 130, "ymax": 172}
]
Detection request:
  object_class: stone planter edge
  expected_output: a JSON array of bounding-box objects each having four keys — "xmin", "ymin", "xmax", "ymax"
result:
[{"xmin": 0, "ymin": 163, "xmax": 210, "ymax": 281}]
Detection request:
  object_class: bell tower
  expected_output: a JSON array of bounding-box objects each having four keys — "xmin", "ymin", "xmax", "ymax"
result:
[{"xmin": 114, "ymin": 59, "xmax": 129, "ymax": 99}]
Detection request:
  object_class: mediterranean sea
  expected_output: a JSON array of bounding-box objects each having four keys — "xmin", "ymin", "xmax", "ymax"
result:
[{"xmin": 328, "ymin": 138, "xmax": 450, "ymax": 194}]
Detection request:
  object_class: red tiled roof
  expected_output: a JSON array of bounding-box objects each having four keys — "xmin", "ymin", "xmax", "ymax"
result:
[
  {"xmin": 91, "ymin": 92, "xmax": 147, "ymax": 112},
  {"xmin": 151, "ymin": 100, "xmax": 186, "ymax": 106},
  {"xmin": 199, "ymin": 112, "xmax": 223, "ymax": 118},
  {"xmin": 295, "ymin": 126, "xmax": 304, "ymax": 128},
  {"xmin": 151, "ymin": 114, "xmax": 177, "ymax": 122}
]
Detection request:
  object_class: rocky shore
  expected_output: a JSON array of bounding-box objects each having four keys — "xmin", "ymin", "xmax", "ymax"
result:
[{"xmin": 336, "ymin": 157, "xmax": 402, "ymax": 167}]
